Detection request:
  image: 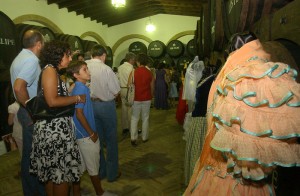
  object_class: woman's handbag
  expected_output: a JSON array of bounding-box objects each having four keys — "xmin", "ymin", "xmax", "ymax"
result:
[
  {"xmin": 25, "ymin": 66, "xmax": 75, "ymax": 121},
  {"xmin": 125, "ymin": 69, "xmax": 135, "ymax": 106}
]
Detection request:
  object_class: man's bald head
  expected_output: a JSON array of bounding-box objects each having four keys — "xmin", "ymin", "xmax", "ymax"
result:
[{"xmin": 22, "ymin": 29, "xmax": 44, "ymax": 49}]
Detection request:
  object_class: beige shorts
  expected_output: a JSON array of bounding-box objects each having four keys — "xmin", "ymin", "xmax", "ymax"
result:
[{"xmin": 77, "ymin": 137, "xmax": 100, "ymax": 176}]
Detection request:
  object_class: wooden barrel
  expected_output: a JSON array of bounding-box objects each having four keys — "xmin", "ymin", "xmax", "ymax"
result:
[
  {"xmin": 147, "ymin": 40, "xmax": 166, "ymax": 58},
  {"xmin": 222, "ymin": 0, "xmax": 276, "ymax": 41},
  {"xmin": 166, "ymin": 40, "xmax": 185, "ymax": 58},
  {"xmin": 159, "ymin": 55, "xmax": 175, "ymax": 67},
  {"xmin": 15, "ymin": 24, "xmax": 56, "ymax": 49},
  {"xmin": 202, "ymin": 3, "xmax": 211, "ymax": 58},
  {"xmin": 271, "ymin": 0, "xmax": 300, "ymax": 46},
  {"xmin": 250, "ymin": 14, "xmax": 272, "ymax": 42},
  {"xmin": 177, "ymin": 56, "xmax": 193, "ymax": 71},
  {"xmin": 223, "ymin": 0, "xmax": 252, "ymax": 39},
  {"xmin": 82, "ymin": 40, "xmax": 98, "ymax": 53},
  {"xmin": 105, "ymin": 46, "xmax": 113, "ymax": 67},
  {"xmin": 128, "ymin": 41, "xmax": 147, "ymax": 54},
  {"xmin": 0, "ymin": 11, "xmax": 18, "ymax": 71},
  {"xmin": 55, "ymin": 33, "xmax": 83, "ymax": 52},
  {"xmin": 194, "ymin": 20, "xmax": 201, "ymax": 58},
  {"xmin": 0, "ymin": 81, "xmax": 13, "ymax": 138},
  {"xmin": 186, "ymin": 39, "xmax": 197, "ymax": 57},
  {"xmin": 209, "ymin": 0, "xmax": 225, "ymax": 51},
  {"xmin": 262, "ymin": 39, "xmax": 300, "ymax": 82}
]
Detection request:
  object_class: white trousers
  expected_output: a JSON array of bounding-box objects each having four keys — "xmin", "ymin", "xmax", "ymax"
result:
[
  {"xmin": 130, "ymin": 100, "xmax": 151, "ymax": 141},
  {"xmin": 120, "ymin": 88, "xmax": 132, "ymax": 130}
]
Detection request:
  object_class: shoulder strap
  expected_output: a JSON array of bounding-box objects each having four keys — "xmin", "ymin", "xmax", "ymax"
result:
[
  {"xmin": 38, "ymin": 64, "xmax": 64, "ymax": 96},
  {"xmin": 131, "ymin": 68, "xmax": 134, "ymax": 83}
]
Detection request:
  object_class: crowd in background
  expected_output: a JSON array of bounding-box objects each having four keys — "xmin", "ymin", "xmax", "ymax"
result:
[{"xmin": 4, "ymin": 28, "xmax": 299, "ymax": 196}]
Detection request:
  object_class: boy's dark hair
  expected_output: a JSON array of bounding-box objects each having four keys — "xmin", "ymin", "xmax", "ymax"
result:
[{"xmin": 66, "ymin": 60, "xmax": 87, "ymax": 81}]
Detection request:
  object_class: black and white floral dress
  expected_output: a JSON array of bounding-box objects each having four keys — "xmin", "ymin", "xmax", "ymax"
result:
[{"xmin": 30, "ymin": 66, "xmax": 82, "ymax": 183}]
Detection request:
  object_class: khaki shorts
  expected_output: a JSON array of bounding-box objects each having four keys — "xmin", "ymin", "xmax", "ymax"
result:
[{"xmin": 77, "ymin": 137, "xmax": 100, "ymax": 176}]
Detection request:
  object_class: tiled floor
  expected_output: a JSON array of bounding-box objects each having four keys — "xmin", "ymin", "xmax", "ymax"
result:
[{"xmin": 0, "ymin": 106, "xmax": 186, "ymax": 196}]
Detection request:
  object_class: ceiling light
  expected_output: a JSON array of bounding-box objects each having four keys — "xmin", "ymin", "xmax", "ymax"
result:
[
  {"xmin": 112, "ymin": 0, "xmax": 126, "ymax": 8},
  {"xmin": 146, "ymin": 18, "xmax": 156, "ymax": 32}
]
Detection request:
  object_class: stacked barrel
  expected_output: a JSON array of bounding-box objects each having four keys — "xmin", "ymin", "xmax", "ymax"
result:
[
  {"xmin": 194, "ymin": 0, "xmax": 299, "ymax": 67},
  {"xmin": 128, "ymin": 39, "xmax": 196, "ymax": 71}
]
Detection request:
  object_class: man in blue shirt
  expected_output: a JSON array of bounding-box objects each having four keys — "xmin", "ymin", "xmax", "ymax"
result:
[{"xmin": 10, "ymin": 29, "xmax": 45, "ymax": 196}]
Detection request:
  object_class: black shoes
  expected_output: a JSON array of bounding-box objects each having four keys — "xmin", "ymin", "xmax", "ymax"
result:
[
  {"xmin": 131, "ymin": 140, "xmax": 137, "ymax": 147},
  {"xmin": 142, "ymin": 139, "xmax": 148, "ymax": 143},
  {"xmin": 138, "ymin": 129, "xmax": 142, "ymax": 135}
]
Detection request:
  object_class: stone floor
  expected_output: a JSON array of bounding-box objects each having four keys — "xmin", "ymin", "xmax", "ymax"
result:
[{"xmin": 0, "ymin": 105, "xmax": 186, "ymax": 196}]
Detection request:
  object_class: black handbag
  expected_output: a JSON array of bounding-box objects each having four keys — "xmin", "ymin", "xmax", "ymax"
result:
[{"xmin": 25, "ymin": 66, "xmax": 75, "ymax": 121}]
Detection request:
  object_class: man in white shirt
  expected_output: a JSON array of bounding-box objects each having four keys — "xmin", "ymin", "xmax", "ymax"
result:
[
  {"xmin": 86, "ymin": 45, "xmax": 121, "ymax": 182},
  {"xmin": 117, "ymin": 52, "xmax": 136, "ymax": 136}
]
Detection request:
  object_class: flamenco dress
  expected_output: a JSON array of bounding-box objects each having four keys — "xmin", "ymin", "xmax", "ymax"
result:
[{"xmin": 184, "ymin": 40, "xmax": 300, "ymax": 195}]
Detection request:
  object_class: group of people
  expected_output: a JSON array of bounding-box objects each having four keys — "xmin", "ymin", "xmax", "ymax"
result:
[
  {"xmin": 9, "ymin": 28, "xmax": 163, "ymax": 195},
  {"xmin": 118, "ymin": 52, "xmax": 154, "ymax": 147},
  {"xmin": 153, "ymin": 61, "xmax": 180, "ymax": 110},
  {"xmin": 9, "ymin": 27, "xmax": 298, "ymax": 196},
  {"xmin": 117, "ymin": 52, "xmax": 183, "ymax": 147},
  {"xmin": 10, "ymin": 29, "xmax": 120, "ymax": 196}
]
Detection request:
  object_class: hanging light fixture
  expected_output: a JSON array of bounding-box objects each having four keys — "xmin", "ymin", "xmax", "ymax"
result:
[
  {"xmin": 111, "ymin": 0, "xmax": 126, "ymax": 8},
  {"xmin": 146, "ymin": 17, "xmax": 156, "ymax": 32}
]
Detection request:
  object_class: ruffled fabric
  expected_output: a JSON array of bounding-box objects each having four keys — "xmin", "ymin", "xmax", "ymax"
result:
[
  {"xmin": 212, "ymin": 94, "xmax": 300, "ymax": 139},
  {"xmin": 184, "ymin": 39, "xmax": 300, "ymax": 196},
  {"xmin": 186, "ymin": 167, "xmax": 274, "ymax": 196},
  {"xmin": 210, "ymin": 58, "xmax": 300, "ymax": 179}
]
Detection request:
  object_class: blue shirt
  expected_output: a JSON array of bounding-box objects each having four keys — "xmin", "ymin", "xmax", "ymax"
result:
[
  {"xmin": 10, "ymin": 49, "xmax": 41, "ymax": 99},
  {"xmin": 71, "ymin": 81, "xmax": 96, "ymax": 139}
]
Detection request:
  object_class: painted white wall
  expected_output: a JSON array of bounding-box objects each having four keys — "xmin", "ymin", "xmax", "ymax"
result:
[
  {"xmin": 0, "ymin": 0, "xmax": 107, "ymax": 37},
  {"xmin": 0, "ymin": 0, "xmax": 199, "ymax": 67}
]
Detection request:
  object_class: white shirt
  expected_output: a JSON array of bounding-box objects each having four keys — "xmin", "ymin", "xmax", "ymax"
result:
[
  {"xmin": 8, "ymin": 102, "xmax": 22, "ymax": 140},
  {"xmin": 118, "ymin": 62, "xmax": 134, "ymax": 88},
  {"xmin": 86, "ymin": 58, "xmax": 120, "ymax": 101}
]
